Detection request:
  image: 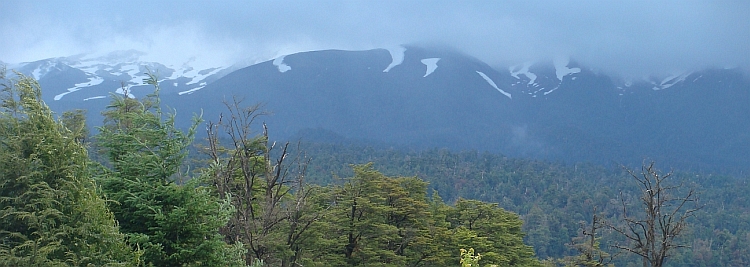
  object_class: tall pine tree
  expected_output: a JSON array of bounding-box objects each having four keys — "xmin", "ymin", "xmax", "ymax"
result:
[
  {"xmin": 95, "ymin": 72, "xmax": 244, "ymax": 266},
  {"xmin": 0, "ymin": 72, "xmax": 135, "ymax": 266}
]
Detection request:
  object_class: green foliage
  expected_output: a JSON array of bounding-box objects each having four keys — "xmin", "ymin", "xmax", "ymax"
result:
[
  {"xmin": 307, "ymin": 164, "xmax": 541, "ymax": 267},
  {"xmin": 290, "ymin": 142, "xmax": 750, "ymax": 266},
  {"xmin": 448, "ymin": 199, "xmax": 541, "ymax": 267},
  {"xmin": 461, "ymin": 248, "xmax": 494, "ymax": 267},
  {"xmin": 95, "ymin": 73, "xmax": 244, "ymax": 266},
  {"xmin": 0, "ymin": 73, "xmax": 135, "ymax": 266},
  {"xmin": 557, "ymin": 210, "xmax": 614, "ymax": 267},
  {"xmin": 60, "ymin": 109, "xmax": 88, "ymax": 143},
  {"xmin": 198, "ymin": 99, "xmax": 323, "ymax": 267}
]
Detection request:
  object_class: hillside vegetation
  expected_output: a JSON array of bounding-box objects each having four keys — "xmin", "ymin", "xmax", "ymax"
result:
[{"xmin": 2, "ymin": 72, "xmax": 748, "ymax": 266}]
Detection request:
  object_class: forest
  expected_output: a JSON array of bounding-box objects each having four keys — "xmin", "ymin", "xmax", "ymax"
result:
[{"xmin": 2, "ymin": 71, "xmax": 749, "ymax": 267}]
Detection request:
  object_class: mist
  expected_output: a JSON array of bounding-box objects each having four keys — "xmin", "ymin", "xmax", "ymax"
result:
[{"xmin": 1, "ymin": 0, "xmax": 748, "ymax": 77}]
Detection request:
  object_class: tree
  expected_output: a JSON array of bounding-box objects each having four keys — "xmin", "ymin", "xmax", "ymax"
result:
[
  {"xmin": 608, "ymin": 162, "xmax": 701, "ymax": 267},
  {"xmin": 0, "ymin": 72, "xmax": 135, "ymax": 266},
  {"xmin": 447, "ymin": 198, "xmax": 541, "ymax": 267},
  {"xmin": 60, "ymin": 109, "xmax": 88, "ymax": 143},
  {"xmin": 316, "ymin": 164, "xmax": 415, "ymax": 266},
  {"xmin": 309, "ymin": 165, "xmax": 541, "ymax": 267},
  {"xmin": 96, "ymin": 72, "xmax": 245, "ymax": 266},
  {"xmin": 560, "ymin": 207, "xmax": 615, "ymax": 267},
  {"xmin": 200, "ymin": 97, "xmax": 320, "ymax": 266}
]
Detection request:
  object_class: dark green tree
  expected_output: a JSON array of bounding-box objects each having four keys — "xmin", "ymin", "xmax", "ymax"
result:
[
  {"xmin": 95, "ymin": 73, "xmax": 245, "ymax": 266},
  {"xmin": 447, "ymin": 198, "xmax": 541, "ymax": 267},
  {"xmin": 318, "ymin": 164, "xmax": 408, "ymax": 266},
  {"xmin": 60, "ymin": 109, "xmax": 88, "ymax": 143},
  {"xmin": 308, "ymin": 164, "xmax": 541, "ymax": 266},
  {"xmin": 0, "ymin": 72, "xmax": 135, "ymax": 266}
]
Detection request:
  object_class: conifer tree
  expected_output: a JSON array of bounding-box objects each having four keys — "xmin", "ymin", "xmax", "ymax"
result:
[
  {"xmin": 0, "ymin": 72, "xmax": 135, "ymax": 266},
  {"xmin": 95, "ymin": 72, "xmax": 245, "ymax": 266}
]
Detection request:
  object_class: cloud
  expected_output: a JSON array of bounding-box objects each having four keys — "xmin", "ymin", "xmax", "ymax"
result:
[{"xmin": 1, "ymin": 0, "xmax": 748, "ymax": 77}]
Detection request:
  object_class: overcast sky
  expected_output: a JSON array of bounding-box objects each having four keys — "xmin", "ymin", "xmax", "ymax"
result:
[{"xmin": 1, "ymin": 0, "xmax": 748, "ymax": 77}]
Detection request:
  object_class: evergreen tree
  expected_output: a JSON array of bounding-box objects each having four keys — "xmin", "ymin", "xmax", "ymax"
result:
[
  {"xmin": 95, "ymin": 73, "xmax": 245, "ymax": 266},
  {"xmin": 447, "ymin": 199, "xmax": 541, "ymax": 267},
  {"xmin": 0, "ymin": 73, "xmax": 135, "ymax": 266}
]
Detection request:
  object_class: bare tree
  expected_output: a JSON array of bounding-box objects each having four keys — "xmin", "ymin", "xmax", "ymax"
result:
[
  {"xmin": 202, "ymin": 96, "xmax": 321, "ymax": 266},
  {"xmin": 608, "ymin": 162, "xmax": 701, "ymax": 267}
]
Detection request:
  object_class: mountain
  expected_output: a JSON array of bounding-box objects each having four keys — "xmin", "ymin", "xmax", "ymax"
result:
[
  {"xmin": 171, "ymin": 46, "xmax": 750, "ymax": 173},
  {"xmin": 4, "ymin": 46, "xmax": 750, "ymax": 173},
  {"xmin": 7, "ymin": 50, "xmax": 240, "ymax": 124}
]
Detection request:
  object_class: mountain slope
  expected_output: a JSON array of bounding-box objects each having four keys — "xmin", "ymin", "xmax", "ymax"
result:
[
  {"xmin": 175, "ymin": 47, "xmax": 523, "ymax": 152},
  {"xmin": 8, "ymin": 50, "xmax": 238, "ymax": 124},
  {"xmin": 172, "ymin": 46, "xmax": 750, "ymax": 173},
  {"xmin": 5, "ymin": 46, "xmax": 749, "ymax": 173}
]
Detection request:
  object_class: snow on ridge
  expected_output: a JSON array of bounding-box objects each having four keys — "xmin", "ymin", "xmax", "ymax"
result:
[
  {"xmin": 178, "ymin": 82, "xmax": 208, "ymax": 95},
  {"xmin": 185, "ymin": 67, "xmax": 224, "ymax": 85},
  {"xmin": 54, "ymin": 76, "xmax": 104, "ymax": 100},
  {"xmin": 109, "ymin": 64, "xmax": 147, "ymax": 98},
  {"xmin": 273, "ymin": 55, "xmax": 291, "ymax": 73},
  {"xmin": 476, "ymin": 71, "xmax": 512, "ymax": 99},
  {"xmin": 543, "ymin": 87, "xmax": 559, "ymax": 96},
  {"xmin": 653, "ymin": 72, "xmax": 693, "ymax": 90},
  {"xmin": 83, "ymin": 96, "xmax": 107, "ymax": 101},
  {"xmin": 31, "ymin": 61, "xmax": 56, "ymax": 80},
  {"xmin": 383, "ymin": 46, "xmax": 406, "ymax": 72},
  {"xmin": 553, "ymin": 57, "xmax": 580, "ymax": 81},
  {"xmin": 509, "ymin": 62, "xmax": 537, "ymax": 85},
  {"xmin": 167, "ymin": 67, "xmax": 190, "ymax": 80},
  {"xmin": 421, "ymin": 58, "xmax": 440, "ymax": 77}
]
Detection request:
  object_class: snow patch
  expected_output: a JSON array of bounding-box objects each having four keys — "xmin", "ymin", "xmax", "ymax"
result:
[
  {"xmin": 476, "ymin": 71, "xmax": 511, "ymax": 99},
  {"xmin": 83, "ymin": 96, "xmax": 107, "ymax": 101},
  {"xmin": 54, "ymin": 76, "xmax": 104, "ymax": 100},
  {"xmin": 383, "ymin": 46, "xmax": 406, "ymax": 72},
  {"xmin": 653, "ymin": 72, "xmax": 693, "ymax": 90},
  {"xmin": 509, "ymin": 62, "xmax": 537, "ymax": 85},
  {"xmin": 179, "ymin": 86, "xmax": 205, "ymax": 95},
  {"xmin": 421, "ymin": 58, "xmax": 440, "ymax": 77},
  {"xmin": 185, "ymin": 67, "xmax": 224, "ymax": 85},
  {"xmin": 115, "ymin": 87, "xmax": 136, "ymax": 98},
  {"xmin": 32, "ymin": 61, "xmax": 56, "ymax": 80},
  {"xmin": 179, "ymin": 82, "xmax": 208, "ymax": 95},
  {"xmin": 273, "ymin": 55, "xmax": 291, "ymax": 73},
  {"xmin": 553, "ymin": 57, "xmax": 580, "ymax": 81},
  {"xmin": 543, "ymin": 88, "xmax": 558, "ymax": 95}
]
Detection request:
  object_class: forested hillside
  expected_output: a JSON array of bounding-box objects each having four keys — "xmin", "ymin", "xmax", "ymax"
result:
[
  {"xmin": 288, "ymin": 140, "xmax": 750, "ymax": 266},
  {"xmin": 3, "ymin": 72, "xmax": 749, "ymax": 266},
  {"xmin": 1, "ymin": 72, "xmax": 542, "ymax": 266}
]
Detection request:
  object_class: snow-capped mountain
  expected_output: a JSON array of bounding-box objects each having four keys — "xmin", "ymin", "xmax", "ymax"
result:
[
  {"xmin": 170, "ymin": 45, "xmax": 748, "ymax": 173},
  {"xmin": 8, "ymin": 50, "xmax": 238, "ymax": 107},
  {"xmin": 3, "ymin": 46, "xmax": 749, "ymax": 173}
]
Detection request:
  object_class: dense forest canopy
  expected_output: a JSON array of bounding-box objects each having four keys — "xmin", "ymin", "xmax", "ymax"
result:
[{"xmin": 2, "ymin": 71, "xmax": 749, "ymax": 266}]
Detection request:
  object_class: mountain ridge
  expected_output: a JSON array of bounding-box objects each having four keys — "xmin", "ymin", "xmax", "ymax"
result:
[{"xmin": 3, "ymin": 46, "xmax": 749, "ymax": 173}]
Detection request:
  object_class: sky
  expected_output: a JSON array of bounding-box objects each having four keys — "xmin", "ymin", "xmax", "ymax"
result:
[{"xmin": 1, "ymin": 0, "xmax": 748, "ymax": 77}]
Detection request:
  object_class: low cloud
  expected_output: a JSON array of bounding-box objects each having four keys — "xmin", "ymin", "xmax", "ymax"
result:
[{"xmin": 2, "ymin": 0, "xmax": 748, "ymax": 77}]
